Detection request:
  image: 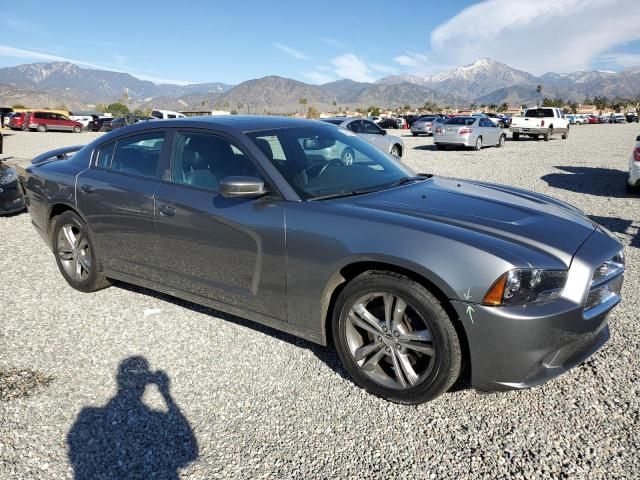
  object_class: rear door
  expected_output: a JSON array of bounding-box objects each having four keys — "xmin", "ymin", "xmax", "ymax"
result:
[
  {"xmin": 153, "ymin": 128, "xmax": 288, "ymax": 320},
  {"xmin": 76, "ymin": 129, "xmax": 169, "ymax": 280}
]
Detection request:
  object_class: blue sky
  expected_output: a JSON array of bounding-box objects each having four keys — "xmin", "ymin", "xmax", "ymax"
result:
[{"xmin": 1, "ymin": 0, "xmax": 640, "ymax": 85}]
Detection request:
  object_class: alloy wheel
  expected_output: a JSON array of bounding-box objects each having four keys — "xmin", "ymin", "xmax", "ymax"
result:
[
  {"xmin": 345, "ymin": 292, "xmax": 436, "ymax": 390},
  {"xmin": 57, "ymin": 223, "xmax": 91, "ymax": 281}
]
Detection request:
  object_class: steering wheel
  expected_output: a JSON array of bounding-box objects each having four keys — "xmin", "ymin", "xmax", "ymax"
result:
[{"xmin": 308, "ymin": 159, "xmax": 344, "ymax": 178}]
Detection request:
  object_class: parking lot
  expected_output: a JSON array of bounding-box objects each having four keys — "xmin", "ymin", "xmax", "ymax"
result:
[{"xmin": 1, "ymin": 124, "xmax": 638, "ymax": 478}]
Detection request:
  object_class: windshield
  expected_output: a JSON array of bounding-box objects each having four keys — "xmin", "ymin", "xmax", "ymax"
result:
[{"xmin": 247, "ymin": 125, "xmax": 414, "ymax": 200}]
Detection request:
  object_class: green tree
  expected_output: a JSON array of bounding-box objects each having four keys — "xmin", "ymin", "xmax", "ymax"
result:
[
  {"xmin": 488, "ymin": 104, "xmax": 498, "ymax": 112},
  {"xmin": 298, "ymin": 97, "xmax": 307, "ymax": 114},
  {"xmin": 470, "ymin": 103, "xmax": 477, "ymax": 111},
  {"xmin": 497, "ymin": 103, "xmax": 508, "ymax": 113},
  {"xmin": 368, "ymin": 105, "xmax": 381, "ymax": 116},
  {"xmin": 307, "ymin": 106, "xmax": 320, "ymax": 119},
  {"xmin": 11, "ymin": 103, "xmax": 26, "ymax": 109},
  {"xmin": 133, "ymin": 108, "xmax": 150, "ymax": 117},
  {"xmin": 332, "ymin": 101, "xmax": 337, "ymax": 113},
  {"xmin": 236, "ymin": 102, "xmax": 244, "ymax": 113},
  {"xmin": 106, "ymin": 102, "xmax": 129, "ymax": 116}
]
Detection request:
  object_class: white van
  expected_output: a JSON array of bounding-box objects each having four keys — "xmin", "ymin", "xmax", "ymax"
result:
[{"xmin": 151, "ymin": 109, "xmax": 186, "ymax": 120}]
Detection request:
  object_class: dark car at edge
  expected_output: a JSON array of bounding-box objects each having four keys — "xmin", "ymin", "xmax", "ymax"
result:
[{"xmin": 20, "ymin": 116, "xmax": 624, "ymax": 404}]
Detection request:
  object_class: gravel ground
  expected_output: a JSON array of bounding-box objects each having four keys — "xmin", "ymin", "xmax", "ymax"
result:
[{"xmin": 0, "ymin": 124, "xmax": 639, "ymax": 479}]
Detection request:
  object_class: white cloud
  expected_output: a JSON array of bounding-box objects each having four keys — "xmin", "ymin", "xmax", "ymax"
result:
[
  {"xmin": 273, "ymin": 42, "xmax": 310, "ymax": 60},
  {"xmin": 331, "ymin": 54, "xmax": 375, "ymax": 82},
  {"xmin": 370, "ymin": 63, "xmax": 397, "ymax": 75},
  {"xmin": 302, "ymin": 71, "xmax": 334, "ymax": 84},
  {"xmin": 593, "ymin": 52, "xmax": 640, "ymax": 69},
  {"xmin": 393, "ymin": 53, "xmax": 429, "ymax": 67},
  {"xmin": 428, "ymin": 0, "xmax": 640, "ymax": 74},
  {"xmin": 321, "ymin": 38, "xmax": 344, "ymax": 48},
  {"xmin": 0, "ymin": 44, "xmax": 196, "ymax": 84}
]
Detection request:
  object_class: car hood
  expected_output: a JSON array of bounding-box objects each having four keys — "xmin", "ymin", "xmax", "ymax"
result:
[{"xmin": 340, "ymin": 176, "xmax": 596, "ymax": 265}]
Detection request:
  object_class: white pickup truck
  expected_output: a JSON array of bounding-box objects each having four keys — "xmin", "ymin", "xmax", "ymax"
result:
[{"xmin": 510, "ymin": 107, "xmax": 569, "ymax": 141}]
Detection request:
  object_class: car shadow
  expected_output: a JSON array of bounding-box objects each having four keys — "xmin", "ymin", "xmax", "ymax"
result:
[
  {"xmin": 541, "ymin": 166, "xmax": 630, "ymax": 197},
  {"xmin": 67, "ymin": 356, "xmax": 198, "ymax": 479},
  {"xmin": 589, "ymin": 215, "xmax": 640, "ymax": 249},
  {"xmin": 413, "ymin": 144, "xmax": 439, "ymax": 151},
  {"xmin": 114, "ymin": 282, "xmax": 472, "ymax": 395}
]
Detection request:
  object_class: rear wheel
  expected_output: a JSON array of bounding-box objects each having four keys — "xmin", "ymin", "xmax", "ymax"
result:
[
  {"xmin": 562, "ymin": 127, "xmax": 569, "ymax": 140},
  {"xmin": 497, "ymin": 134, "xmax": 506, "ymax": 148},
  {"xmin": 474, "ymin": 136, "xmax": 482, "ymax": 151},
  {"xmin": 37, "ymin": 124, "xmax": 47, "ymax": 133},
  {"xmin": 544, "ymin": 128, "xmax": 552, "ymax": 141},
  {"xmin": 52, "ymin": 211, "xmax": 111, "ymax": 293},
  {"xmin": 512, "ymin": 132, "xmax": 520, "ymax": 141},
  {"xmin": 332, "ymin": 271, "xmax": 462, "ymax": 404}
]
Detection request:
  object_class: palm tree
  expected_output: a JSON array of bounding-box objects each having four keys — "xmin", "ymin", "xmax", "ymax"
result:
[
  {"xmin": 536, "ymin": 85, "xmax": 543, "ymax": 107},
  {"xmin": 298, "ymin": 97, "xmax": 308, "ymax": 115},
  {"xmin": 489, "ymin": 104, "xmax": 498, "ymax": 112},
  {"xmin": 332, "ymin": 101, "xmax": 337, "ymax": 113},
  {"xmin": 498, "ymin": 103, "xmax": 508, "ymax": 113},
  {"xmin": 470, "ymin": 103, "xmax": 477, "ymax": 111}
]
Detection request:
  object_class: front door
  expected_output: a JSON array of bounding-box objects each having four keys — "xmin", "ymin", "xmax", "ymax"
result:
[
  {"xmin": 153, "ymin": 129, "xmax": 287, "ymax": 320},
  {"xmin": 76, "ymin": 130, "xmax": 168, "ymax": 279},
  {"xmin": 361, "ymin": 119, "xmax": 389, "ymax": 151}
]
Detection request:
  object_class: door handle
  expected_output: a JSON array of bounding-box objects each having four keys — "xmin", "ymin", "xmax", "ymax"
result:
[
  {"xmin": 158, "ymin": 205, "xmax": 176, "ymax": 217},
  {"xmin": 80, "ymin": 184, "xmax": 95, "ymax": 194}
]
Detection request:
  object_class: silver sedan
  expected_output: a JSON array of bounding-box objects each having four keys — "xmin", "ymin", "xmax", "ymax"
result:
[
  {"xmin": 411, "ymin": 116, "xmax": 437, "ymax": 136},
  {"xmin": 322, "ymin": 117, "xmax": 404, "ymax": 158},
  {"xmin": 434, "ymin": 116, "xmax": 506, "ymax": 150}
]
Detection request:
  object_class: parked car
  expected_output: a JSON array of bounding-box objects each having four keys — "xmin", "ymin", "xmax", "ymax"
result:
[
  {"xmin": 627, "ymin": 134, "xmax": 640, "ymax": 194},
  {"xmin": 377, "ymin": 117, "xmax": 400, "ymax": 129},
  {"xmin": 625, "ymin": 112, "xmax": 639, "ymax": 123},
  {"xmin": 150, "ymin": 109, "xmax": 187, "ymax": 120},
  {"xmin": 1, "ymin": 108, "xmax": 13, "ymax": 128},
  {"xmin": 0, "ymin": 161, "xmax": 26, "ymax": 214},
  {"xmin": 110, "ymin": 115, "xmax": 152, "ymax": 130},
  {"xmin": 411, "ymin": 116, "xmax": 436, "ymax": 136},
  {"xmin": 510, "ymin": 107, "xmax": 569, "ymax": 141},
  {"xmin": 70, "ymin": 114, "xmax": 99, "ymax": 129},
  {"xmin": 566, "ymin": 115, "xmax": 576, "ymax": 125},
  {"xmin": 88, "ymin": 117, "xmax": 113, "ymax": 132},
  {"xmin": 322, "ymin": 117, "xmax": 404, "ymax": 157},
  {"xmin": 7, "ymin": 112, "xmax": 27, "ymax": 130},
  {"xmin": 20, "ymin": 116, "xmax": 625, "ymax": 404},
  {"xmin": 25, "ymin": 111, "xmax": 83, "ymax": 133},
  {"xmin": 612, "ymin": 114, "xmax": 626, "ymax": 124},
  {"xmin": 434, "ymin": 116, "xmax": 506, "ymax": 150},
  {"xmin": 401, "ymin": 114, "xmax": 423, "ymax": 127},
  {"xmin": 586, "ymin": 115, "xmax": 601, "ymax": 124}
]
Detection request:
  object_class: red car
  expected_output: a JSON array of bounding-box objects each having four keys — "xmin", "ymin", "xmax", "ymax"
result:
[
  {"xmin": 7, "ymin": 112, "xmax": 27, "ymax": 130},
  {"xmin": 587, "ymin": 115, "xmax": 601, "ymax": 124},
  {"xmin": 25, "ymin": 111, "xmax": 83, "ymax": 133}
]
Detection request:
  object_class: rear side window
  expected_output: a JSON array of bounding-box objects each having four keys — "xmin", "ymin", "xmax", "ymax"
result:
[{"xmin": 99, "ymin": 133, "xmax": 165, "ymax": 178}]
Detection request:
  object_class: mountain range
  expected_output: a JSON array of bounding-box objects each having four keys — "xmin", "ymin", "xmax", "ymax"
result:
[{"xmin": 0, "ymin": 59, "xmax": 639, "ymax": 113}]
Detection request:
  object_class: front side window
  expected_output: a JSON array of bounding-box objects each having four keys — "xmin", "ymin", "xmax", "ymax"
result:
[
  {"xmin": 170, "ymin": 132, "xmax": 261, "ymax": 191},
  {"xmin": 247, "ymin": 125, "xmax": 413, "ymax": 200},
  {"xmin": 346, "ymin": 121, "xmax": 363, "ymax": 133},
  {"xmin": 362, "ymin": 121, "xmax": 382, "ymax": 134},
  {"xmin": 108, "ymin": 132, "xmax": 165, "ymax": 177}
]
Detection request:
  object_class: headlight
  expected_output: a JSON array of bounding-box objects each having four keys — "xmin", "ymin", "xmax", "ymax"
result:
[
  {"xmin": 483, "ymin": 269, "xmax": 567, "ymax": 306},
  {"xmin": 0, "ymin": 167, "xmax": 18, "ymax": 185}
]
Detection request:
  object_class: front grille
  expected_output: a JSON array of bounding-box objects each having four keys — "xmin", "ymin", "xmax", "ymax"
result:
[{"xmin": 584, "ymin": 251, "xmax": 624, "ymax": 317}]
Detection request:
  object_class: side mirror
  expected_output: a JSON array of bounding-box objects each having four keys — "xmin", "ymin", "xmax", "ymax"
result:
[
  {"xmin": 219, "ymin": 176, "xmax": 269, "ymax": 199},
  {"xmin": 380, "ymin": 129, "xmax": 387, "ymax": 135}
]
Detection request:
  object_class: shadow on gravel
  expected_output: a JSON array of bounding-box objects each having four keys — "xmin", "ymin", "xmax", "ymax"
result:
[
  {"xmin": 541, "ymin": 166, "xmax": 630, "ymax": 197},
  {"xmin": 589, "ymin": 215, "xmax": 640, "ymax": 249},
  {"xmin": 114, "ymin": 282, "xmax": 473, "ymax": 396},
  {"xmin": 67, "ymin": 356, "xmax": 198, "ymax": 479},
  {"xmin": 413, "ymin": 144, "xmax": 439, "ymax": 151}
]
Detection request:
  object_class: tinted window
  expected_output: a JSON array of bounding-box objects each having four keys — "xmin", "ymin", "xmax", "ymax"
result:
[
  {"xmin": 247, "ymin": 125, "xmax": 412, "ymax": 200},
  {"xmin": 445, "ymin": 117, "xmax": 476, "ymax": 126},
  {"xmin": 346, "ymin": 120, "xmax": 362, "ymax": 133},
  {"xmin": 151, "ymin": 110, "xmax": 163, "ymax": 119},
  {"xmin": 110, "ymin": 133, "xmax": 165, "ymax": 177},
  {"xmin": 525, "ymin": 108, "xmax": 554, "ymax": 118},
  {"xmin": 362, "ymin": 121, "xmax": 382, "ymax": 134},
  {"xmin": 167, "ymin": 114, "xmax": 176, "ymax": 119},
  {"xmin": 170, "ymin": 132, "xmax": 260, "ymax": 191},
  {"xmin": 96, "ymin": 141, "xmax": 116, "ymax": 169}
]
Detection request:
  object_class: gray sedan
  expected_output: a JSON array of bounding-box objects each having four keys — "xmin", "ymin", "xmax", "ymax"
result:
[
  {"xmin": 411, "ymin": 116, "xmax": 437, "ymax": 136},
  {"xmin": 434, "ymin": 116, "xmax": 506, "ymax": 150},
  {"xmin": 322, "ymin": 117, "xmax": 404, "ymax": 158},
  {"xmin": 21, "ymin": 116, "xmax": 623, "ymax": 404}
]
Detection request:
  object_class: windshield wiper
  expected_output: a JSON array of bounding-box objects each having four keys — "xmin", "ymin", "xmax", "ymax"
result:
[
  {"xmin": 310, "ymin": 190, "xmax": 364, "ymax": 201},
  {"xmin": 386, "ymin": 176, "xmax": 428, "ymax": 188}
]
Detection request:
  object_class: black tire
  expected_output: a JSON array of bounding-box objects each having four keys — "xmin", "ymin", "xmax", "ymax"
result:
[
  {"xmin": 473, "ymin": 136, "xmax": 482, "ymax": 151},
  {"xmin": 512, "ymin": 132, "xmax": 520, "ymax": 141},
  {"xmin": 497, "ymin": 134, "xmax": 506, "ymax": 148},
  {"xmin": 390, "ymin": 144, "xmax": 401, "ymax": 157},
  {"xmin": 562, "ymin": 127, "xmax": 569, "ymax": 140},
  {"xmin": 544, "ymin": 128, "xmax": 551, "ymax": 141},
  {"xmin": 73, "ymin": 125, "xmax": 82, "ymax": 134},
  {"xmin": 37, "ymin": 124, "xmax": 47, "ymax": 133},
  {"xmin": 332, "ymin": 271, "xmax": 462, "ymax": 404},
  {"xmin": 51, "ymin": 211, "xmax": 111, "ymax": 293}
]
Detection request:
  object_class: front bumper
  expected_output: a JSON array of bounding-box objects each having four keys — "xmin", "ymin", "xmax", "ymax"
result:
[
  {"xmin": 453, "ymin": 228, "xmax": 623, "ymax": 392},
  {"xmin": 628, "ymin": 159, "xmax": 640, "ymax": 187},
  {"xmin": 0, "ymin": 181, "xmax": 26, "ymax": 214}
]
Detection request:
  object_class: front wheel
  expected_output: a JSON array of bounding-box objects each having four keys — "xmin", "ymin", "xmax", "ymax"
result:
[
  {"xmin": 341, "ymin": 147, "xmax": 355, "ymax": 165},
  {"xmin": 497, "ymin": 134, "xmax": 506, "ymax": 148},
  {"xmin": 52, "ymin": 211, "xmax": 111, "ymax": 293},
  {"xmin": 73, "ymin": 126, "xmax": 82, "ymax": 133},
  {"xmin": 332, "ymin": 271, "xmax": 462, "ymax": 404},
  {"xmin": 390, "ymin": 144, "xmax": 401, "ymax": 158}
]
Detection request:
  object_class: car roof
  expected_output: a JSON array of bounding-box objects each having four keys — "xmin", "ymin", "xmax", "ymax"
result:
[{"xmin": 102, "ymin": 115, "xmax": 332, "ymax": 137}]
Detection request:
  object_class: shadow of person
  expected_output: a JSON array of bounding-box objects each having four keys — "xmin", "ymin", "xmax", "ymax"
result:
[{"xmin": 67, "ymin": 356, "xmax": 198, "ymax": 479}]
